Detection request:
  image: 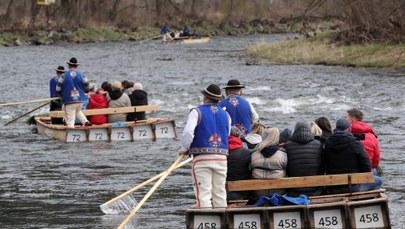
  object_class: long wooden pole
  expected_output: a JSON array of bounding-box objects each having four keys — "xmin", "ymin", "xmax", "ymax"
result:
[
  {"xmin": 0, "ymin": 97, "xmax": 60, "ymax": 107},
  {"xmin": 117, "ymin": 153, "xmax": 186, "ymax": 229},
  {"xmin": 139, "ymin": 34, "xmax": 161, "ymax": 43},
  {"xmin": 100, "ymin": 156, "xmax": 192, "ymax": 210},
  {"xmin": 4, "ymin": 102, "xmax": 51, "ymax": 126}
]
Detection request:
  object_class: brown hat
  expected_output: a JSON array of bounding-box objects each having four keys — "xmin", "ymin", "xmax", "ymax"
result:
[
  {"xmin": 201, "ymin": 84, "xmax": 222, "ymax": 101},
  {"xmin": 67, "ymin": 57, "xmax": 79, "ymax": 66},
  {"xmin": 223, "ymin": 79, "xmax": 245, "ymax": 89},
  {"xmin": 55, "ymin": 66, "xmax": 66, "ymax": 73}
]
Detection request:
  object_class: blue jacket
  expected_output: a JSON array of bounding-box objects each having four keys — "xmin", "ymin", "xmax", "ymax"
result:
[
  {"xmin": 49, "ymin": 76, "xmax": 58, "ymax": 97},
  {"xmin": 189, "ymin": 104, "xmax": 229, "ymax": 156}
]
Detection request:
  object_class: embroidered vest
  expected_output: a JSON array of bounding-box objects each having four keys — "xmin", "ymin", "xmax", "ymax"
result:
[
  {"xmin": 189, "ymin": 104, "xmax": 229, "ymax": 155},
  {"xmin": 219, "ymin": 95, "xmax": 252, "ymax": 134}
]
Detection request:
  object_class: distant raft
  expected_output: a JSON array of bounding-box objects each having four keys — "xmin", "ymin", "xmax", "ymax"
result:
[
  {"xmin": 163, "ymin": 37, "xmax": 210, "ymax": 44},
  {"xmin": 34, "ymin": 105, "xmax": 177, "ymax": 143}
]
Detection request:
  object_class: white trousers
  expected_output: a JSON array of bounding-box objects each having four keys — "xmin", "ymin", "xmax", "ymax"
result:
[
  {"xmin": 192, "ymin": 154, "xmax": 227, "ymax": 208},
  {"xmin": 64, "ymin": 103, "xmax": 88, "ymax": 128}
]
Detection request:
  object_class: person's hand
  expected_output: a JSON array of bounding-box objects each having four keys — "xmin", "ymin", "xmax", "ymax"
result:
[{"xmin": 179, "ymin": 151, "xmax": 188, "ymax": 155}]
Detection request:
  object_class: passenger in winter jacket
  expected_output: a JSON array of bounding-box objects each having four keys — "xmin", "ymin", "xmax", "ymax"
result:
[
  {"xmin": 251, "ymin": 128, "xmax": 288, "ymax": 198},
  {"xmin": 346, "ymin": 108, "xmax": 380, "ymax": 170},
  {"xmin": 87, "ymin": 88, "xmax": 108, "ymax": 125},
  {"xmin": 324, "ymin": 118, "xmax": 381, "ymax": 194},
  {"xmin": 227, "ymin": 133, "xmax": 252, "ymax": 201},
  {"xmin": 127, "ymin": 83, "xmax": 148, "ymax": 121},
  {"xmin": 285, "ymin": 121, "xmax": 324, "ymax": 196},
  {"xmin": 106, "ymin": 81, "xmax": 131, "ymax": 123}
]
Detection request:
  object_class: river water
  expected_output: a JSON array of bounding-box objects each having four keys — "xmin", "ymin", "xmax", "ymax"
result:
[{"xmin": 0, "ymin": 35, "xmax": 404, "ymax": 229}]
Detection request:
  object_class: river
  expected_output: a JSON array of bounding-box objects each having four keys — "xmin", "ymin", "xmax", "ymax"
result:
[{"xmin": 0, "ymin": 35, "xmax": 404, "ymax": 229}]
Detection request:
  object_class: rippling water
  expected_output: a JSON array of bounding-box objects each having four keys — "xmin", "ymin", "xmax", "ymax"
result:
[{"xmin": 0, "ymin": 35, "xmax": 404, "ymax": 228}]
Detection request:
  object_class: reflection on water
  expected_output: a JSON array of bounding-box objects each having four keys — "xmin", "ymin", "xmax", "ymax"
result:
[{"xmin": 0, "ymin": 35, "xmax": 404, "ymax": 228}]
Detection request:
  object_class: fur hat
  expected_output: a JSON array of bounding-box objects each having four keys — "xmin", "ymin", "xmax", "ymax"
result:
[
  {"xmin": 223, "ymin": 79, "xmax": 245, "ymax": 89},
  {"xmin": 201, "ymin": 84, "xmax": 222, "ymax": 101},
  {"xmin": 67, "ymin": 57, "xmax": 79, "ymax": 66},
  {"xmin": 55, "ymin": 66, "xmax": 65, "ymax": 73},
  {"xmin": 336, "ymin": 118, "xmax": 351, "ymax": 131}
]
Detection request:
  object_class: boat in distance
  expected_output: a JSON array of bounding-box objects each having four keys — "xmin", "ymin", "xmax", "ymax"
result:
[{"xmin": 163, "ymin": 37, "xmax": 210, "ymax": 44}]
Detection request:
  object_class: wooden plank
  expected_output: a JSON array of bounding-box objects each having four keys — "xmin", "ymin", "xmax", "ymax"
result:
[
  {"xmin": 226, "ymin": 173, "xmax": 374, "ymax": 192},
  {"xmin": 49, "ymin": 105, "xmax": 160, "ymax": 118}
]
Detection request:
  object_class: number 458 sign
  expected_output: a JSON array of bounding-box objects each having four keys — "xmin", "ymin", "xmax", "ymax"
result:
[{"xmin": 354, "ymin": 205, "xmax": 384, "ymax": 228}]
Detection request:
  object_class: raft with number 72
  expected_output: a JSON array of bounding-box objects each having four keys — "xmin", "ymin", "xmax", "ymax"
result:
[
  {"xmin": 34, "ymin": 105, "xmax": 176, "ymax": 143},
  {"xmin": 186, "ymin": 172, "xmax": 391, "ymax": 229}
]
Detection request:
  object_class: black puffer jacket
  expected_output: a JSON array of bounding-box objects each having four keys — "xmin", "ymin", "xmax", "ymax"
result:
[
  {"xmin": 285, "ymin": 126, "xmax": 324, "ymax": 177},
  {"xmin": 127, "ymin": 90, "xmax": 148, "ymax": 121},
  {"xmin": 324, "ymin": 130, "xmax": 371, "ymax": 174}
]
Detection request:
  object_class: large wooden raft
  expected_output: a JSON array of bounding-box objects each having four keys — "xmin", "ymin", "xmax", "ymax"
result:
[
  {"xmin": 35, "ymin": 105, "xmax": 177, "ymax": 143},
  {"xmin": 186, "ymin": 173, "xmax": 391, "ymax": 229}
]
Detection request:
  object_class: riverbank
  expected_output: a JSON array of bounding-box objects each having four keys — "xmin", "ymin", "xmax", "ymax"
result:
[
  {"xmin": 0, "ymin": 22, "xmax": 297, "ymax": 47},
  {"xmin": 246, "ymin": 32, "xmax": 405, "ymax": 68}
]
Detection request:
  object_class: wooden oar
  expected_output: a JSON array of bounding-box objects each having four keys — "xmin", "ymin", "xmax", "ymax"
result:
[
  {"xmin": 139, "ymin": 34, "xmax": 161, "ymax": 44},
  {"xmin": 4, "ymin": 102, "xmax": 51, "ymax": 126},
  {"xmin": 117, "ymin": 153, "xmax": 186, "ymax": 229},
  {"xmin": 0, "ymin": 97, "xmax": 60, "ymax": 107},
  {"xmin": 99, "ymin": 156, "xmax": 193, "ymax": 214}
]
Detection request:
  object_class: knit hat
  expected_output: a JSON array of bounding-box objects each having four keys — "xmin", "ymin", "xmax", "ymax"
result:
[
  {"xmin": 55, "ymin": 66, "xmax": 66, "ymax": 73},
  {"xmin": 67, "ymin": 57, "xmax": 79, "ymax": 66},
  {"xmin": 336, "ymin": 118, "xmax": 351, "ymax": 131},
  {"xmin": 223, "ymin": 79, "xmax": 245, "ymax": 89},
  {"xmin": 279, "ymin": 128, "xmax": 292, "ymax": 144},
  {"xmin": 230, "ymin": 126, "xmax": 243, "ymax": 137},
  {"xmin": 294, "ymin": 120, "xmax": 310, "ymax": 130},
  {"xmin": 201, "ymin": 84, "xmax": 222, "ymax": 101},
  {"xmin": 134, "ymin": 83, "xmax": 143, "ymax": 90}
]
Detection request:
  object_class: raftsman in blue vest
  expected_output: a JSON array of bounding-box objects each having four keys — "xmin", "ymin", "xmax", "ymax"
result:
[
  {"xmin": 218, "ymin": 95, "xmax": 252, "ymax": 134},
  {"xmin": 60, "ymin": 70, "xmax": 87, "ymax": 104},
  {"xmin": 189, "ymin": 104, "xmax": 229, "ymax": 156}
]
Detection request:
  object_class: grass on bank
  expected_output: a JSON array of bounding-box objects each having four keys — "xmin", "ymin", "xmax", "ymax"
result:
[{"xmin": 246, "ymin": 32, "xmax": 405, "ymax": 68}]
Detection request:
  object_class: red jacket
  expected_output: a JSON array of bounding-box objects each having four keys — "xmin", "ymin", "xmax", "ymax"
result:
[
  {"xmin": 87, "ymin": 93, "xmax": 108, "ymax": 124},
  {"xmin": 350, "ymin": 120, "xmax": 380, "ymax": 169}
]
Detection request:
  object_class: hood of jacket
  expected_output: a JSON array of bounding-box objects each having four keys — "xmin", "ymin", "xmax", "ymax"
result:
[
  {"xmin": 229, "ymin": 135, "xmax": 243, "ymax": 150},
  {"xmin": 260, "ymin": 144, "xmax": 279, "ymax": 158},
  {"xmin": 109, "ymin": 89, "xmax": 123, "ymax": 100},
  {"xmin": 131, "ymin": 90, "xmax": 147, "ymax": 100},
  {"xmin": 327, "ymin": 130, "xmax": 355, "ymax": 152},
  {"xmin": 350, "ymin": 120, "xmax": 376, "ymax": 135}
]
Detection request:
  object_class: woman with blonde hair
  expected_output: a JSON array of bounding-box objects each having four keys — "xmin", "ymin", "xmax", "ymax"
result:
[{"xmin": 250, "ymin": 127, "xmax": 288, "ymax": 198}]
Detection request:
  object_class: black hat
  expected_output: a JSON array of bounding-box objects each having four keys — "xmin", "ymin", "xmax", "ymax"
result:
[
  {"xmin": 223, "ymin": 79, "xmax": 245, "ymax": 89},
  {"xmin": 67, "ymin": 57, "xmax": 79, "ymax": 66},
  {"xmin": 201, "ymin": 84, "xmax": 222, "ymax": 101},
  {"xmin": 336, "ymin": 118, "xmax": 351, "ymax": 131},
  {"xmin": 55, "ymin": 66, "xmax": 66, "ymax": 73}
]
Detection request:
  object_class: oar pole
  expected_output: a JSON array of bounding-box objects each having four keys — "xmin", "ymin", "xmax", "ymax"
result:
[
  {"xmin": 139, "ymin": 34, "xmax": 162, "ymax": 43},
  {"xmin": 101, "ymin": 156, "xmax": 192, "ymax": 209},
  {"xmin": 5, "ymin": 101, "xmax": 51, "ymax": 126},
  {"xmin": 117, "ymin": 153, "xmax": 186, "ymax": 229},
  {"xmin": 0, "ymin": 97, "xmax": 60, "ymax": 107}
]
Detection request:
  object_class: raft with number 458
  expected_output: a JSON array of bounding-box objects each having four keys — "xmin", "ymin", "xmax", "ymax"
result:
[
  {"xmin": 34, "ymin": 105, "xmax": 177, "ymax": 143},
  {"xmin": 186, "ymin": 173, "xmax": 391, "ymax": 229}
]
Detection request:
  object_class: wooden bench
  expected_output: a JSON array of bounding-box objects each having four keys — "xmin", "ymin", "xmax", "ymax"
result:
[
  {"xmin": 226, "ymin": 173, "xmax": 374, "ymax": 192},
  {"xmin": 49, "ymin": 105, "xmax": 160, "ymax": 118}
]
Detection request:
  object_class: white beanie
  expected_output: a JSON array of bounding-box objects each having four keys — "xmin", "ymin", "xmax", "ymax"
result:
[{"xmin": 134, "ymin": 83, "xmax": 143, "ymax": 90}]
